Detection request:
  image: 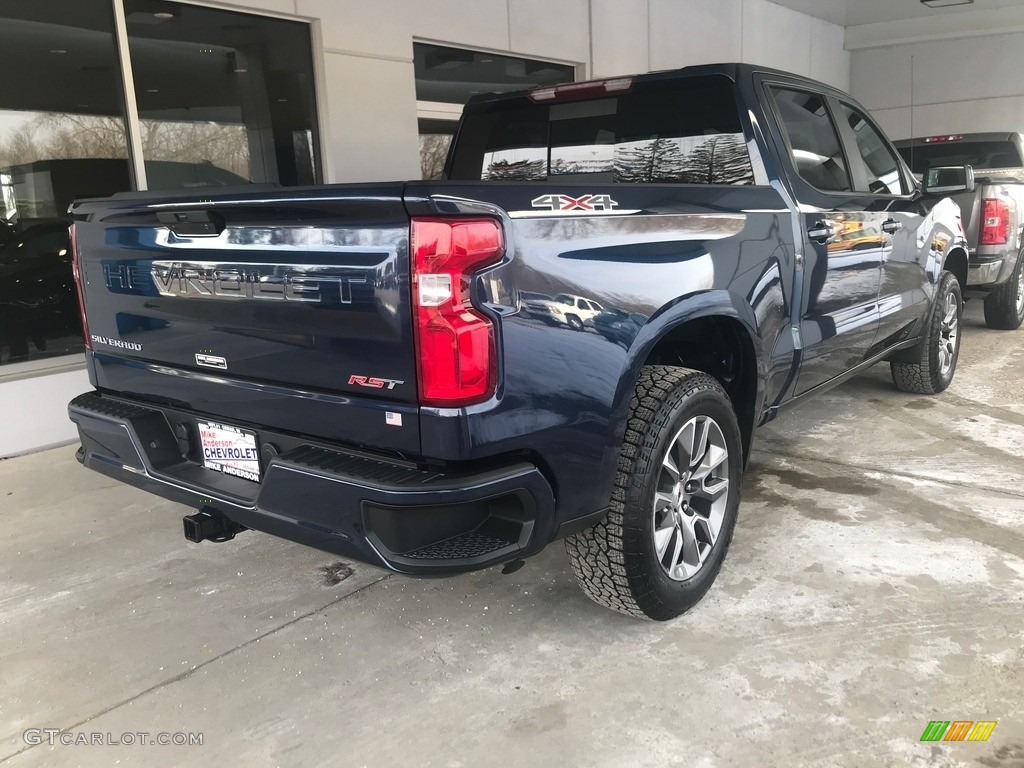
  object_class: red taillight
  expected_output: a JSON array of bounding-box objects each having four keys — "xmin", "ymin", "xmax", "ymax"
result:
[
  {"xmin": 410, "ymin": 218, "xmax": 503, "ymax": 406},
  {"xmin": 980, "ymin": 198, "xmax": 1010, "ymax": 246},
  {"xmin": 69, "ymin": 224, "xmax": 91, "ymax": 350},
  {"xmin": 923, "ymin": 134, "xmax": 963, "ymax": 143}
]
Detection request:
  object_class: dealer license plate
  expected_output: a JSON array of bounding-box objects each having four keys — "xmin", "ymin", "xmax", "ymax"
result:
[{"xmin": 197, "ymin": 421, "xmax": 261, "ymax": 482}]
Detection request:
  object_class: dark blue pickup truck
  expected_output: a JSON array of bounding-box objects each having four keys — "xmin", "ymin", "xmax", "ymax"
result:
[{"xmin": 68, "ymin": 64, "xmax": 970, "ymax": 620}]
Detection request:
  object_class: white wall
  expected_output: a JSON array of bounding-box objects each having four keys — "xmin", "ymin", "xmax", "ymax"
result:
[
  {"xmin": 591, "ymin": 0, "xmax": 850, "ymax": 89},
  {"xmin": 629, "ymin": 0, "xmax": 849, "ymax": 90},
  {"xmin": 0, "ymin": 369, "xmax": 89, "ymax": 458},
  {"xmin": 848, "ymin": 5, "xmax": 1024, "ymax": 141},
  {"xmin": 850, "ymin": 32, "xmax": 1024, "ymax": 141},
  {"xmin": 590, "ymin": 0, "xmax": 649, "ymax": 76}
]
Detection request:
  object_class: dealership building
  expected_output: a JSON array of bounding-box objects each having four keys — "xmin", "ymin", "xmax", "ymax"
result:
[{"xmin": 1, "ymin": 0, "xmax": 1020, "ymax": 456}]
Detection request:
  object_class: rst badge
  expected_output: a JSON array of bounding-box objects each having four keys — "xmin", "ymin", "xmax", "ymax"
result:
[
  {"xmin": 531, "ymin": 194, "xmax": 619, "ymax": 212},
  {"xmin": 348, "ymin": 375, "xmax": 404, "ymax": 391}
]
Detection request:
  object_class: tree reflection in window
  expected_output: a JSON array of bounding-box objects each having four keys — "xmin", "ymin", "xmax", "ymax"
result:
[
  {"xmin": 480, "ymin": 133, "xmax": 753, "ymax": 184},
  {"xmin": 463, "ymin": 78, "xmax": 755, "ymax": 185},
  {"xmin": 482, "ymin": 156, "xmax": 546, "ymax": 181},
  {"xmin": 613, "ymin": 134, "xmax": 752, "ymax": 184}
]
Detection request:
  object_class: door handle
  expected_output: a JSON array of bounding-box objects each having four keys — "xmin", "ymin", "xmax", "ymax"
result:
[
  {"xmin": 881, "ymin": 218, "xmax": 902, "ymax": 235},
  {"xmin": 807, "ymin": 221, "xmax": 835, "ymax": 243}
]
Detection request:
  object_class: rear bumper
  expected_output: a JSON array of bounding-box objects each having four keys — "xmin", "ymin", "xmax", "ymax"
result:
[
  {"xmin": 969, "ymin": 249, "xmax": 1019, "ymax": 287},
  {"xmin": 68, "ymin": 391, "xmax": 555, "ymax": 574}
]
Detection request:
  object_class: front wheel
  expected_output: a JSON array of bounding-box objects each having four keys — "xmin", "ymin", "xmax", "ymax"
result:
[
  {"xmin": 891, "ymin": 270, "xmax": 963, "ymax": 395},
  {"xmin": 983, "ymin": 250, "xmax": 1024, "ymax": 330},
  {"xmin": 565, "ymin": 366, "xmax": 742, "ymax": 620}
]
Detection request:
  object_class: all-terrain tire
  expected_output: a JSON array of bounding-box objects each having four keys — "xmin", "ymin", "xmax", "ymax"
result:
[
  {"xmin": 891, "ymin": 270, "xmax": 963, "ymax": 395},
  {"xmin": 983, "ymin": 250, "xmax": 1024, "ymax": 330},
  {"xmin": 565, "ymin": 366, "xmax": 742, "ymax": 621}
]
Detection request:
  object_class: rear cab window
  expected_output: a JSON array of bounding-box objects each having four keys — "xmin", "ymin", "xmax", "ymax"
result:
[
  {"xmin": 448, "ymin": 76, "xmax": 756, "ymax": 185},
  {"xmin": 897, "ymin": 140, "xmax": 1023, "ymax": 174}
]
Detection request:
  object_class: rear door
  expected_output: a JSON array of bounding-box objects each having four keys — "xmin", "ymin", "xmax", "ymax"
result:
[{"xmin": 763, "ymin": 83, "xmax": 884, "ymax": 394}]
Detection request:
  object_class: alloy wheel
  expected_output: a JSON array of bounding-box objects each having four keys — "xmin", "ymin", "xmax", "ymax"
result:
[
  {"xmin": 1015, "ymin": 264, "xmax": 1024, "ymax": 317},
  {"xmin": 937, "ymin": 291, "xmax": 959, "ymax": 378},
  {"xmin": 652, "ymin": 415, "xmax": 730, "ymax": 581}
]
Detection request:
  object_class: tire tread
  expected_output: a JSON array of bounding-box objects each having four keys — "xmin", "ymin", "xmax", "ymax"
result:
[
  {"xmin": 891, "ymin": 271, "xmax": 962, "ymax": 395},
  {"xmin": 983, "ymin": 251, "xmax": 1024, "ymax": 330},
  {"xmin": 565, "ymin": 366, "xmax": 735, "ymax": 620}
]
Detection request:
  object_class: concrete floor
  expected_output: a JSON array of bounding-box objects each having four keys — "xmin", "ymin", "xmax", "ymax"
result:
[{"xmin": 2, "ymin": 301, "xmax": 1023, "ymax": 768}]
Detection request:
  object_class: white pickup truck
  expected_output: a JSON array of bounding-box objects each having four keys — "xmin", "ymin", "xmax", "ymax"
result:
[{"xmin": 896, "ymin": 132, "xmax": 1024, "ymax": 329}]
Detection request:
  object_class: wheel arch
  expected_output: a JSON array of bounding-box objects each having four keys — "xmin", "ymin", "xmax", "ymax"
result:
[
  {"xmin": 613, "ymin": 292, "xmax": 766, "ymax": 466},
  {"xmin": 943, "ymin": 246, "xmax": 969, "ymax": 295}
]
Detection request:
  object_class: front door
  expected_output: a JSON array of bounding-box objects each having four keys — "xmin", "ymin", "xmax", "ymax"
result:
[{"xmin": 832, "ymin": 100, "xmax": 928, "ymax": 351}]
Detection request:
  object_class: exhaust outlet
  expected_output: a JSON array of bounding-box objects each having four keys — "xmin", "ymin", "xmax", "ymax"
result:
[{"xmin": 183, "ymin": 509, "xmax": 246, "ymax": 543}]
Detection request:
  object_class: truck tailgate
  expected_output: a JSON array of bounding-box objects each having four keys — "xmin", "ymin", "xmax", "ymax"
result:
[{"xmin": 71, "ymin": 185, "xmax": 417, "ymax": 450}]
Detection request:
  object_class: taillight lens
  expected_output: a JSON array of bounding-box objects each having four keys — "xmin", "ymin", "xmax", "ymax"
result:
[
  {"xmin": 980, "ymin": 198, "xmax": 1010, "ymax": 245},
  {"xmin": 69, "ymin": 224, "xmax": 91, "ymax": 350},
  {"xmin": 411, "ymin": 218, "xmax": 503, "ymax": 406}
]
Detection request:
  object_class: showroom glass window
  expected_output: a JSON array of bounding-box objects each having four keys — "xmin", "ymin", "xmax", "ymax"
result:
[
  {"xmin": 418, "ymin": 118, "xmax": 456, "ymax": 181},
  {"xmin": 0, "ymin": 0, "xmax": 131, "ymax": 366},
  {"xmin": 123, "ymin": 0, "xmax": 321, "ymax": 189},
  {"xmin": 413, "ymin": 43, "xmax": 575, "ymax": 180}
]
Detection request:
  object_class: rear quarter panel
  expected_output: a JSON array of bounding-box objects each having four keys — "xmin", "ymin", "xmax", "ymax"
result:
[{"xmin": 407, "ymin": 182, "xmax": 793, "ymax": 523}]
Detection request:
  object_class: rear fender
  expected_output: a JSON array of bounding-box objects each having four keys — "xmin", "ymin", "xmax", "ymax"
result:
[
  {"xmin": 605, "ymin": 291, "xmax": 765, "ymax": 468},
  {"xmin": 889, "ymin": 240, "xmax": 968, "ymax": 364}
]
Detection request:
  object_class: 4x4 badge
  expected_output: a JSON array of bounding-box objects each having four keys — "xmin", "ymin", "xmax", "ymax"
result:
[{"xmin": 531, "ymin": 194, "xmax": 619, "ymax": 212}]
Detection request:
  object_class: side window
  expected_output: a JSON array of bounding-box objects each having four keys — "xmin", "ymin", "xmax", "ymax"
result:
[
  {"xmin": 769, "ymin": 87, "xmax": 851, "ymax": 193},
  {"xmin": 839, "ymin": 103, "xmax": 907, "ymax": 195}
]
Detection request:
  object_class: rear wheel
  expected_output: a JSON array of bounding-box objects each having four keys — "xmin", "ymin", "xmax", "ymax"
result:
[
  {"xmin": 983, "ymin": 250, "xmax": 1024, "ymax": 330},
  {"xmin": 891, "ymin": 270, "xmax": 963, "ymax": 395},
  {"xmin": 565, "ymin": 366, "xmax": 742, "ymax": 620}
]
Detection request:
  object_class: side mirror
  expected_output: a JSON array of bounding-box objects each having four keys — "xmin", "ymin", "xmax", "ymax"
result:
[{"xmin": 923, "ymin": 165, "xmax": 975, "ymax": 195}]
